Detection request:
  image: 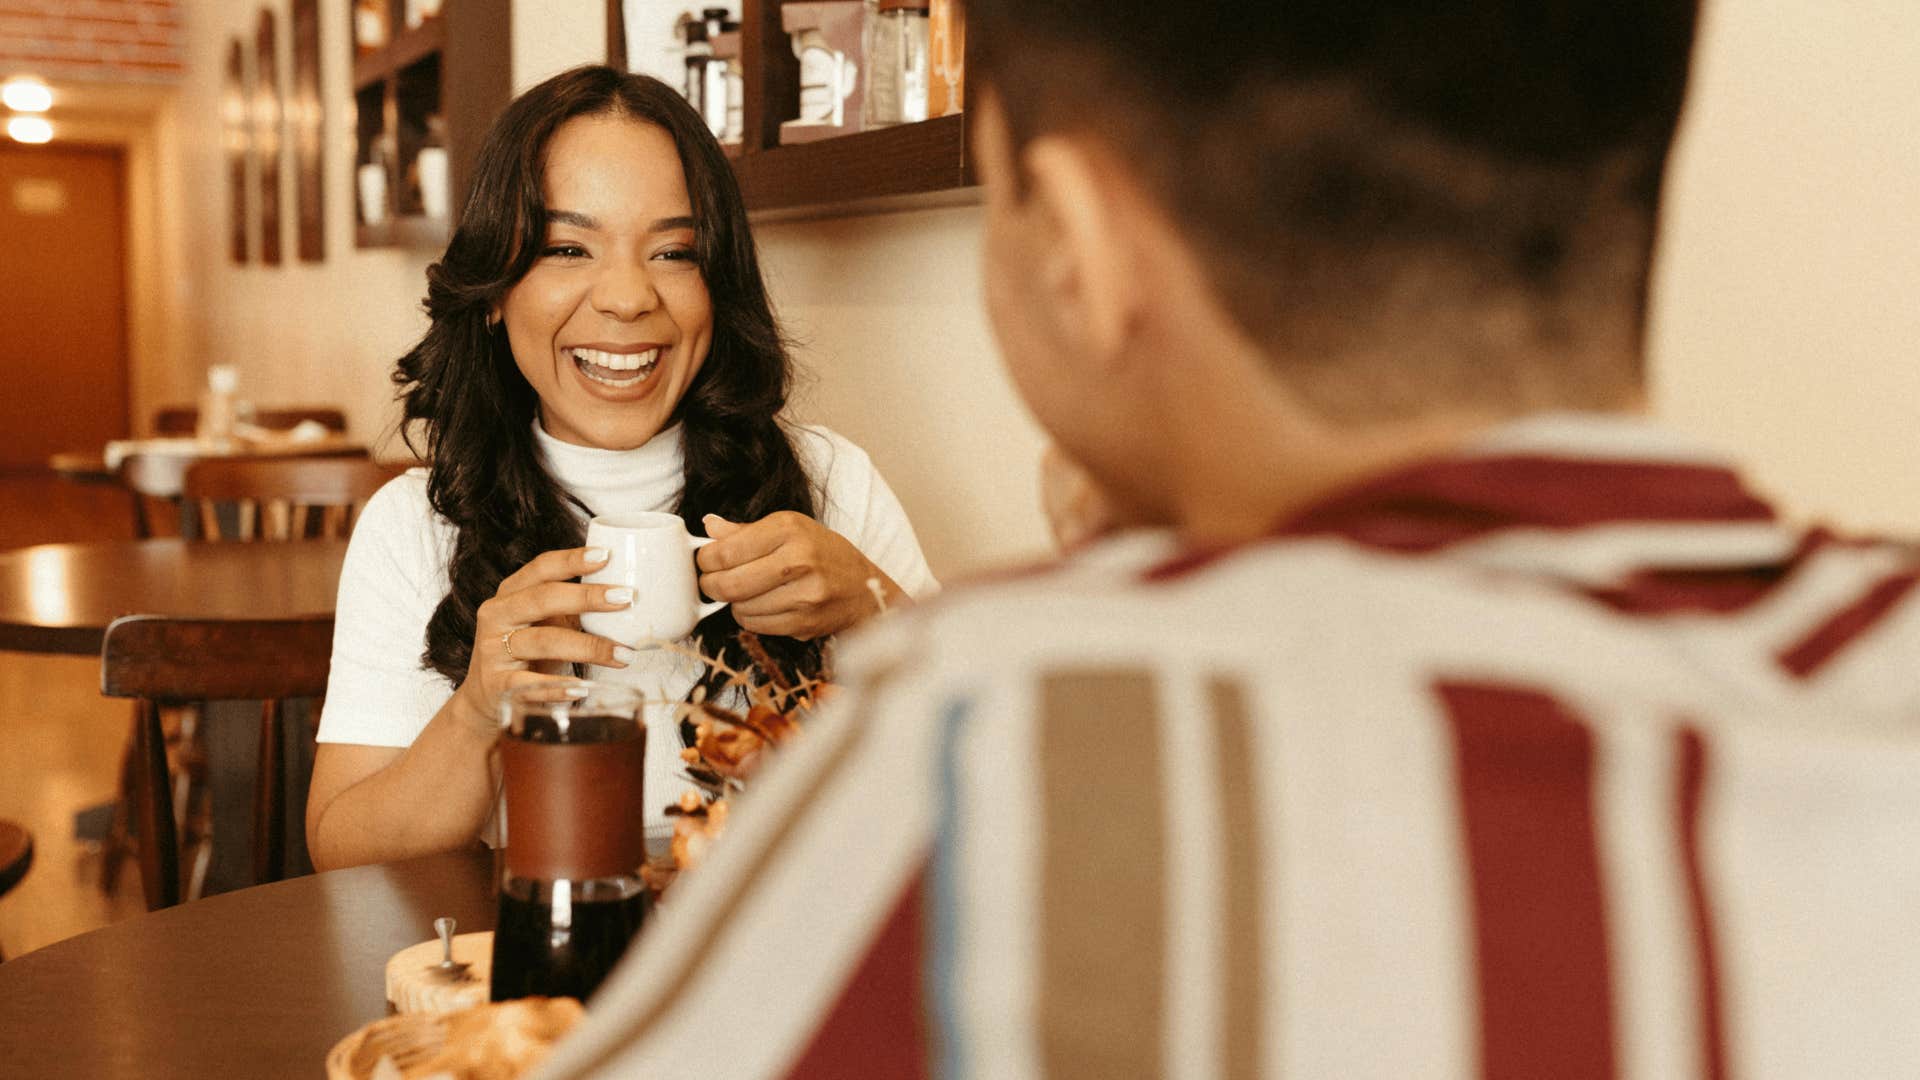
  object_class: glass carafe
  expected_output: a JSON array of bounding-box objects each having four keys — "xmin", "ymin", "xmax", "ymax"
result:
[{"xmin": 491, "ymin": 683, "xmax": 650, "ymax": 1002}]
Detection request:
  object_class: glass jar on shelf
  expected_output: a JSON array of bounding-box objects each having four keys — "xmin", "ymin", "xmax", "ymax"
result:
[{"xmin": 865, "ymin": 0, "xmax": 930, "ymax": 127}]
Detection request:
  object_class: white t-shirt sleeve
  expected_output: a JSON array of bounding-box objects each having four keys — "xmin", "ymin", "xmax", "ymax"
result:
[
  {"xmin": 792, "ymin": 425, "xmax": 939, "ymax": 599},
  {"xmin": 317, "ymin": 471, "xmax": 461, "ymax": 747}
]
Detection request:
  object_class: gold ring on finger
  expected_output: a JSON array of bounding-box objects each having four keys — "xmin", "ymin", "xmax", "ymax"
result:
[{"xmin": 501, "ymin": 627, "xmax": 526, "ymax": 662}]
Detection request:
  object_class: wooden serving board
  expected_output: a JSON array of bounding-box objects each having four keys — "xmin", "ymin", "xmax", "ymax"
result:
[{"xmin": 384, "ymin": 931, "xmax": 493, "ymax": 1015}]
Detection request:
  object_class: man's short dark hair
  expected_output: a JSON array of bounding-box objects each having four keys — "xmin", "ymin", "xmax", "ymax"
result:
[{"xmin": 968, "ymin": 1, "xmax": 1702, "ymax": 418}]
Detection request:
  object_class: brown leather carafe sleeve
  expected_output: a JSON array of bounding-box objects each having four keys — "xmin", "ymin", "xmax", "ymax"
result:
[{"xmin": 500, "ymin": 736, "xmax": 648, "ymax": 880}]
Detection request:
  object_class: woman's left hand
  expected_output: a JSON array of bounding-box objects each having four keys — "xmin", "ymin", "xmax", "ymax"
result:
[{"xmin": 696, "ymin": 512, "xmax": 908, "ymax": 639}]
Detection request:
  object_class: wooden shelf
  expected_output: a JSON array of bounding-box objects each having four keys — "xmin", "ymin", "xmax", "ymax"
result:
[
  {"xmin": 612, "ymin": 0, "xmax": 976, "ymax": 219},
  {"xmin": 352, "ymin": 17, "xmax": 446, "ymax": 92},
  {"xmin": 351, "ymin": 0, "xmax": 509, "ymax": 251},
  {"xmin": 733, "ymin": 115, "xmax": 975, "ymax": 216},
  {"xmin": 356, "ymin": 215, "xmax": 451, "ymax": 251}
]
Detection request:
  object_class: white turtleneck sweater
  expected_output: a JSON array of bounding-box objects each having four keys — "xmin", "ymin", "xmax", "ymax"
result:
[{"xmin": 319, "ymin": 420, "xmax": 936, "ymax": 843}]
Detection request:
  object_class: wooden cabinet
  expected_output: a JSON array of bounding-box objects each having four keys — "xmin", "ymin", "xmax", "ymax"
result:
[
  {"xmin": 351, "ymin": 0, "xmax": 511, "ymax": 249},
  {"xmin": 609, "ymin": 0, "xmax": 977, "ymax": 219}
]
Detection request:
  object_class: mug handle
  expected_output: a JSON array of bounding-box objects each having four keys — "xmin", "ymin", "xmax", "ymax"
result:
[{"xmin": 688, "ymin": 535, "xmax": 730, "ymax": 621}]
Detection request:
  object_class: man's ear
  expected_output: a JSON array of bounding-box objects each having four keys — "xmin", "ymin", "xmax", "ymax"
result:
[{"xmin": 1020, "ymin": 136, "xmax": 1139, "ymax": 367}]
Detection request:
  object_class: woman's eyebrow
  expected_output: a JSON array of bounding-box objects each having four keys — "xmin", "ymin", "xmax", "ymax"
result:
[
  {"xmin": 546, "ymin": 208, "xmax": 599, "ymax": 230},
  {"xmin": 542, "ymin": 211, "xmax": 694, "ymax": 233}
]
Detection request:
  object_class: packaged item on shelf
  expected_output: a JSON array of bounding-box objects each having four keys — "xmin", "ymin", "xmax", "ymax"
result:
[
  {"xmin": 353, "ymin": 0, "xmax": 388, "ymax": 51},
  {"xmin": 864, "ymin": 0, "xmax": 930, "ymax": 127},
  {"xmin": 781, "ymin": 1, "xmax": 868, "ymax": 144},
  {"xmin": 403, "ymin": 0, "xmax": 443, "ymax": 30},
  {"xmin": 928, "ymin": 0, "xmax": 964, "ymax": 117}
]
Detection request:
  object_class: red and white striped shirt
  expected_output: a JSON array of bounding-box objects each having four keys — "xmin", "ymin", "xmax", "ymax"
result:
[{"xmin": 536, "ymin": 414, "xmax": 1920, "ymax": 1080}]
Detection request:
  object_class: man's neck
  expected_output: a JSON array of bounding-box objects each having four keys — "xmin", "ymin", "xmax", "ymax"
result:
[
  {"xmin": 1147, "ymin": 352, "xmax": 1647, "ymax": 549},
  {"xmin": 1162, "ymin": 405, "xmax": 1499, "ymax": 548}
]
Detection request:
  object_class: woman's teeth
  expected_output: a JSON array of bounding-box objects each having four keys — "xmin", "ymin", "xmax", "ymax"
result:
[{"xmin": 572, "ymin": 347, "xmax": 661, "ymax": 387}]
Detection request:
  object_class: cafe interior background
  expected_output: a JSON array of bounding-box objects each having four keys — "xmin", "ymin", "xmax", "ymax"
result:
[{"xmin": 0, "ymin": 0, "xmax": 1915, "ymax": 958}]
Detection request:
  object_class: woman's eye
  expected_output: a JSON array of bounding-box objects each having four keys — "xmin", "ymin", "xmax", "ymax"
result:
[
  {"xmin": 654, "ymin": 247, "xmax": 695, "ymax": 262},
  {"xmin": 542, "ymin": 243, "xmax": 587, "ymax": 259}
]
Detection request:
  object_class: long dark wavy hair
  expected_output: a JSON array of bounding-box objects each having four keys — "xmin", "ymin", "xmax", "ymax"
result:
[{"xmin": 395, "ymin": 65, "xmax": 822, "ymax": 690}]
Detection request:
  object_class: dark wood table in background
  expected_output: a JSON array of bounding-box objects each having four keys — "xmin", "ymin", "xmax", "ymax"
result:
[
  {"xmin": 0, "ymin": 538, "xmax": 347, "ymax": 655},
  {"xmin": 0, "ymin": 850, "xmax": 494, "ymax": 1078}
]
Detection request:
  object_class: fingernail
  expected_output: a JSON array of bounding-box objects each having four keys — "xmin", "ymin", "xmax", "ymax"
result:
[
  {"xmin": 585, "ymin": 547, "xmax": 609, "ymax": 564},
  {"xmin": 563, "ymin": 684, "xmax": 592, "ymax": 698},
  {"xmin": 605, "ymin": 587, "xmax": 634, "ymax": 604},
  {"xmin": 613, "ymin": 645, "xmax": 637, "ymax": 665}
]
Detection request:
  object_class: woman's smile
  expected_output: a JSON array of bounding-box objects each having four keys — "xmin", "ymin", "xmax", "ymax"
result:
[{"xmin": 568, "ymin": 344, "xmax": 665, "ymax": 392}]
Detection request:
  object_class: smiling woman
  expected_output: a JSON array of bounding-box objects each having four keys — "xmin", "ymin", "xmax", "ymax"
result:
[{"xmin": 303, "ymin": 67, "xmax": 937, "ymax": 872}]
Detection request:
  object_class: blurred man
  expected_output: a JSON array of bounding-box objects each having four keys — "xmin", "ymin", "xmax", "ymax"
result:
[{"xmin": 539, "ymin": 2, "xmax": 1920, "ymax": 1076}]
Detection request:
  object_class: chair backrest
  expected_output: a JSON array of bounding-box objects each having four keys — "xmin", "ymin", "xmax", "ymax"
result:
[
  {"xmin": 0, "ymin": 819, "xmax": 31, "ymax": 898},
  {"xmin": 0, "ymin": 818, "xmax": 29, "ymax": 959},
  {"xmin": 153, "ymin": 406, "xmax": 349, "ymax": 436},
  {"xmin": 101, "ymin": 614, "xmax": 334, "ymax": 703},
  {"xmin": 101, "ymin": 614, "xmax": 333, "ymax": 907},
  {"xmin": 181, "ymin": 456, "xmax": 404, "ymax": 541},
  {"xmin": 117, "ymin": 451, "xmax": 191, "ymax": 538}
]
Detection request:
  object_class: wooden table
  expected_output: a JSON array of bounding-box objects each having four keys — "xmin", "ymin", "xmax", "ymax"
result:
[
  {"xmin": 0, "ymin": 538, "xmax": 347, "ymax": 655},
  {"xmin": 0, "ymin": 850, "xmax": 495, "ymax": 1079},
  {"xmin": 47, "ymin": 449, "xmax": 119, "ymax": 485}
]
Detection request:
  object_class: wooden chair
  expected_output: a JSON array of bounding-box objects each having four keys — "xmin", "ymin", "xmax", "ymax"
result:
[
  {"xmin": 101, "ymin": 615, "xmax": 333, "ymax": 910},
  {"xmin": 117, "ymin": 451, "xmax": 188, "ymax": 539},
  {"xmin": 0, "ymin": 820, "xmax": 31, "ymax": 963},
  {"xmin": 153, "ymin": 405, "xmax": 348, "ymax": 436},
  {"xmin": 181, "ymin": 456, "xmax": 403, "ymax": 541}
]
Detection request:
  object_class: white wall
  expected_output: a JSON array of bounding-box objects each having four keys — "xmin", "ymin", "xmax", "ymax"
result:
[
  {"xmin": 756, "ymin": 205, "xmax": 1051, "ymax": 576},
  {"xmin": 156, "ymin": 0, "xmax": 1920, "ymax": 585},
  {"xmin": 1648, "ymin": 1, "xmax": 1920, "ymax": 534}
]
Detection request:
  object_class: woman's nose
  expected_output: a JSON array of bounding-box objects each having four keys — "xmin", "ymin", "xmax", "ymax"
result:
[{"xmin": 589, "ymin": 258, "xmax": 660, "ymax": 321}]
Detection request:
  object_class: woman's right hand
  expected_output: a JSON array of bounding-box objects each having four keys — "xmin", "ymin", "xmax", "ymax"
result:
[{"xmin": 450, "ymin": 545, "xmax": 639, "ymax": 733}]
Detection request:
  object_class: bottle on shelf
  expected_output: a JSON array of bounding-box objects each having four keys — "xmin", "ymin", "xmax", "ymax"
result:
[
  {"xmin": 197, "ymin": 365, "xmax": 240, "ymax": 448},
  {"xmin": 700, "ymin": 8, "xmax": 734, "ymax": 140},
  {"xmin": 927, "ymin": 0, "xmax": 965, "ymax": 118},
  {"xmin": 682, "ymin": 18, "xmax": 713, "ymax": 121},
  {"xmin": 864, "ymin": 0, "xmax": 930, "ymax": 127},
  {"xmin": 357, "ymin": 141, "xmax": 392, "ymax": 227},
  {"xmin": 417, "ymin": 114, "xmax": 451, "ymax": 221}
]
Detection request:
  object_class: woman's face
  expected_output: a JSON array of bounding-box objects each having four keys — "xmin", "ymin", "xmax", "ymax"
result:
[{"xmin": 498, "ymin": 113, "xmax": 714, "ymax": 450}]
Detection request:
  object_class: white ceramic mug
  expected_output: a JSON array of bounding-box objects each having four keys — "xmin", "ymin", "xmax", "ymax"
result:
[{"xmin": 579, "ymin": 512, "xmax": 727, "ymax": 647}]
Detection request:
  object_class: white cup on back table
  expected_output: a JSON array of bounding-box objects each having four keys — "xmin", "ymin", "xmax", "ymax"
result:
[{"xmin": 579, "ymin": 512, "xmax": 727, "ymax": 650}]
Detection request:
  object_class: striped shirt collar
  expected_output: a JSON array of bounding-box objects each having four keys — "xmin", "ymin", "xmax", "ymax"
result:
[{"xmin": 1146, "ymin": 413, "xmax": 1797, "ymax": 599}]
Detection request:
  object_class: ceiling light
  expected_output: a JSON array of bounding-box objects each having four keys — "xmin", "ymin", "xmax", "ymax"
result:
[
  {"xmin": 1, "ymin": 78, "xmax": 53, "ymax": 113},
  {"xmin": 7, "ymin": 117, "xmax": 54, "ymax": 144}
]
